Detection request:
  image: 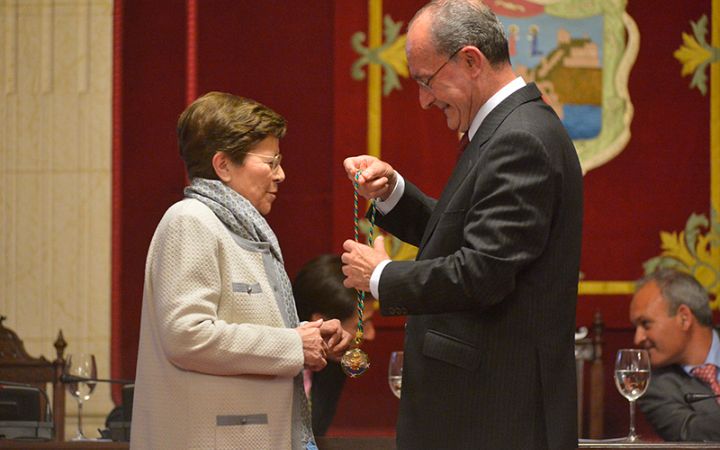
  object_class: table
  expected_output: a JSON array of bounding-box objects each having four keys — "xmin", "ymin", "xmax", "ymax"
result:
[
  {"xmin": 317, "ymin": 436, "xmax": 395, "ymax": 450},
  {"xmin": 317, "ymin": 437, "xmax": 720, "ymax": 450},
  {"xmin": 1, "ymin": 437, "xmax": 719, "ymax": 449},
  {"xmin": 0, "ymin": 441, "xmax": 127, "ymax": 449},
  {"xmin": 579, "ymin": 442, "xmax": 720, "ymax": 449}
]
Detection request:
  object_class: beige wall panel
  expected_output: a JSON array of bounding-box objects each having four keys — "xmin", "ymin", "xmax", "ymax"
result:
[{"xmin": 0, "ymin": 0, "xmax": 113, "ymax": 439}]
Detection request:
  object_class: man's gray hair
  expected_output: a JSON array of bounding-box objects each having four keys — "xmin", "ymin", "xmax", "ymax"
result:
[
  {"xmin": 637, "ymin": 268, "xmax": 713, "ymax": 327},
  {"xmin": 412, "ymin": 0, "xmax": 510, "ymax": 66}
]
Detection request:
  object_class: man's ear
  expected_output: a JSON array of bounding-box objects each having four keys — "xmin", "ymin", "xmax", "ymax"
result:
[
  {"xmin": 676, "ymin": 304, "xmax": 693, "ymax": 330},
  {"xmin": 212, "ymin": 151, "xmax": 231, "ymax": 182},
  {"xmin": 461, "ymin": 46, "xmax": 485, "ymax": 75}
]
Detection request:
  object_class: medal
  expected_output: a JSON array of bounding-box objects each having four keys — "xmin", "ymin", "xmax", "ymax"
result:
[
  {"xmin": 341, "ymin": 347, "xmax": 370, "ymax": 378},
  {"xmin": 340, "ymin": 170, "xmax": 377, "ymax": 378}
]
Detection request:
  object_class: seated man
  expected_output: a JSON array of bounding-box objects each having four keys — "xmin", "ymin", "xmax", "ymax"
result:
[
  {"xmin": 293, "ymin": 254, "xmax": 376, "ymax": 436},
  {"xmin": 630, "ymin": 268, "xmax": 720, "ymax": 441}
]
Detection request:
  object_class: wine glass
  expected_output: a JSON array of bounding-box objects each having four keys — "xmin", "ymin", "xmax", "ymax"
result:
[
  {"xmin": 614, "ymin": 349, "xmax": 651, "ymax": 442},
  {"xmin": 388, "ymin": 351, "xmax": 403, "ymax": 399},
  {"xmin": 65, "ymin": 353, "xmax": 97, "ymax": 440}
]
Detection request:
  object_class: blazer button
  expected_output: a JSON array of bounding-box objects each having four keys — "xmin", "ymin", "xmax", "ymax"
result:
[{"xmin": 246, "ymin": 286, "xmax": 253, "ymax": 294}]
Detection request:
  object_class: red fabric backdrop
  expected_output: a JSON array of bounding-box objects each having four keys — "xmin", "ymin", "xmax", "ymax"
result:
[
  {"xmin": 112, "ymin": 0, "xmax": 188, "ymax": 402},
  {"xmin": 113, "ymin": 0, "xmax": 715, "ymax": 438}
]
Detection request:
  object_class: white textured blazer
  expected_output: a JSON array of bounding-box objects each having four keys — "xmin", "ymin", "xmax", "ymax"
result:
[{"xmin": 131, "ymin": 198, "xmax": 304, "ymax": 450}]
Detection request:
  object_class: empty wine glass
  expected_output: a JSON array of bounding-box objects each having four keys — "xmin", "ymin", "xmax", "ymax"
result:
[
  {"xmin": 388, "ymin": 351, "xmax": 403, "ymax": 399},
  {"xmin": 614, "ymin": 349, "xmax": 651, "ymax": 442},
  {"xmin": 65, "ymin": 353, "xmax": 97, "ymax": 440}
]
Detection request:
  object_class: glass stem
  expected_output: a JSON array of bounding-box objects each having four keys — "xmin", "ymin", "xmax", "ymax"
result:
[
  {"xmin": 77, "ymin": 399, "xmax": 84, "ymax": 438},
  {"xmin": 628, "ymin": 399, "xmax": 637, "ymax": 440}
]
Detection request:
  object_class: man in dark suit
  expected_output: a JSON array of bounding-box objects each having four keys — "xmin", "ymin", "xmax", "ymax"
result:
[
  {"xmin": 630, "ymin": 269, "xmax": 720, "ymax": 441},
  {"xmin": 340, "ymin": 1, "xmax": 583, "ymax": 449}
]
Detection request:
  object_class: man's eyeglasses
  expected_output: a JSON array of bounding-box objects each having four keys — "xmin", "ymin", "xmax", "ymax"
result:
[
  {"xmin": 417, "ymin": 47, "xmax": 462, "ymax": 91},
  {"xmin": 245, "ymin": 152, "xmax": 283, "ymax": 172}
]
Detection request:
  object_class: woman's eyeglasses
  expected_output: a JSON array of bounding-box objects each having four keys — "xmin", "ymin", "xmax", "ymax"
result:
[{"xmin": 245, "ymin": 152, "xmax": 283, "ymax": 172}]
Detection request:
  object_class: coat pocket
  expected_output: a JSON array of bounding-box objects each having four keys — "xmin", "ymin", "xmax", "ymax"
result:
[
  {"xmin": 215, "ymin": 414, "xmax": 270, "ymax": 449},
  {"xmin": 422, "ymin": 329, "xmax": 481, "ymax": 371},
  {"xmin": 232, "ymin": 282, "xmax": 263, "ymax": 294}
]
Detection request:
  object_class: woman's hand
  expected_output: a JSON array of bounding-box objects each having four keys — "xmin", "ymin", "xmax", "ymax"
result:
[
  {"xmin": 296, "ymin": 319, "xmax": 328, "ymax": 371},
  {"xmin": 318, "ymin": 319, "xmax": 353, "ymax": 361}
]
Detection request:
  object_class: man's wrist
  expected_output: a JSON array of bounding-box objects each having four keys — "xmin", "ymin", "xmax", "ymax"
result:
[
  {"xmin": 380, "ymin": 171, "xmax": 398, "ymax": 201},
  {"xmin": 370, "ymin": 259, "xmax": 392, "ymax": 299},
  {"xmin": 375, "ymin": 172, "xmax": 404, "ymax": 214}
]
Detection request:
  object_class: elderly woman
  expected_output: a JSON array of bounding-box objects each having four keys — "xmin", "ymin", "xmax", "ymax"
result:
[{"xmin": 131, "ymin": 92, "xmax": 350, "ymax": 450}]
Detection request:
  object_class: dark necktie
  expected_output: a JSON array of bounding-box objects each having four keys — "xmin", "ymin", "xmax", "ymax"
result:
[{"xmin": 691, "ymin": 363, "xmax": 720, "ymax": 404}]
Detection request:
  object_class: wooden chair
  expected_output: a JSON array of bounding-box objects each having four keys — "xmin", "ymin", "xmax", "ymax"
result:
[
  {"xmin": 0, "ymin": 316, "xmax": 67, "ymax": 441},
  {"xmin": 575, "ymin": 311, "xmax": 604, "ymax": 439}
]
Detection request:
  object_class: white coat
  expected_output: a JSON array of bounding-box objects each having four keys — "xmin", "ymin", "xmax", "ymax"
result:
[{"xmin": 131, "ymin": 199, "xmax": 304, "ymax": 449}]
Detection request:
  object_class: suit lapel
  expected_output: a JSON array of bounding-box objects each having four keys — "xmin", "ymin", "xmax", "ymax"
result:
[{"xmin": 417, "ymin": 83, "xmax": 543, "ymax": 256}]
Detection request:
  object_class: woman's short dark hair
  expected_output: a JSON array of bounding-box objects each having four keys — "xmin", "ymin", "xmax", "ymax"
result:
[
  {"xmin": 177, "ymin": 91, "xmax": 287, "ymax": 180},
  {"xmin": 294, "ymin": 254, "xmax": 357, "ymax": 322}
]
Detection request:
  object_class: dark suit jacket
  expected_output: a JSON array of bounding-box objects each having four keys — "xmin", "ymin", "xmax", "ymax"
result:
[
  {"xmin": 639, "ymin": 364, "xmax": 720, "ymax": 441},
  {"xmin": 375, "ymin": 83, "xmax": 583, "ymax": 450}
]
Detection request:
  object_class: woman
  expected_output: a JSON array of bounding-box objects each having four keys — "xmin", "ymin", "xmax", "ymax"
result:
[{"xmin": 131, "ymin": 92, "xmax": 350, "ymax": 450}]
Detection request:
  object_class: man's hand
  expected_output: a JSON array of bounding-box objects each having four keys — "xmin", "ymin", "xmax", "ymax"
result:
[
  {"xmin": 318, "ymin": 319, "xmax": 353, "ymax": 361},
  {"xmin": 341, "ymin": 236, "xmax": 389, "ymax": 292},
  {"xmin": 344, "ymin": 155, "xmax": 396, "ymax": 201},
  {"xmin": 296, "ymin": 319, "xmax": 328, "ymax": 372}
]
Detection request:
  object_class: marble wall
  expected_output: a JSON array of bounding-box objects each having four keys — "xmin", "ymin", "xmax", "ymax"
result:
[{"xmin": 0, "ymin": 0, "xmax": 113, "ymax": 438}]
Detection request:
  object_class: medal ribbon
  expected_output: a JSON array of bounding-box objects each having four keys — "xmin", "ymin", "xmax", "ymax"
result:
[{"xmin": 353, "ymin": 170, "xmax": 376, "ymax": 346}]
